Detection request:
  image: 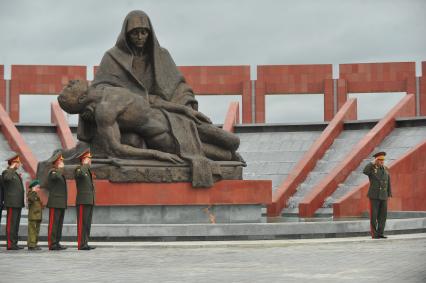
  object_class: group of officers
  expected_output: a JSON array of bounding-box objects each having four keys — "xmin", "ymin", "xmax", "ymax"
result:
[
  {"xmin": 0, "ymin": 149, "xmax": 95, "ymax": 251},
  {"xmin": 0, "ymin": 148, "xmax": 392, "ymax": 248}
]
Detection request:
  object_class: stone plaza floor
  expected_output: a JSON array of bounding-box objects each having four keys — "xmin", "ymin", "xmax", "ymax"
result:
[{"xmin": 0, "ymin": 234, "xmax": 425, "ymax": 283}]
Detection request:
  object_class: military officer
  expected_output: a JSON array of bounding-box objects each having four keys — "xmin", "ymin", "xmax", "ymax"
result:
[
  {"xmin": 46, "ymin": 152, "xmax": 68, "ymax": 250},
  {"xmin": 75, "ymin": 150, "xmax": 96, "ymax": 250},
  {"xmin": 363, "ymin": 151, "xmax": 392, "ymax": 239},
  {"xmin": 27, "ymin": 179, "xmax": 43, "ymax": 250},
  {"xmin": 2, "ymin": 154, "xmax": 25, "ymax": 250},
  {"xmin": 0, "ymin": 171, "xmax": 4, "ymax": 233}
]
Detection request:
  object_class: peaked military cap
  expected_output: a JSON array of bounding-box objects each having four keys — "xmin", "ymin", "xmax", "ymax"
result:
[
  {"xmin": 6, "ymin": 153, "xmax": 20, "ymax": 165},
  {"xmin": 373, "ymin": 151, "xmax": 386, "ymax": 159},
  {"xmin": 47, "ymin": 150, "xmax": 64, "ymax": 165},
  {"xmin": 78, "ymin": 149, "xmax": 92, "ymax": 160}
]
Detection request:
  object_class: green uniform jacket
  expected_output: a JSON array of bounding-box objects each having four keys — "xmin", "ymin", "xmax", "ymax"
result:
[
  {"xmin": 363, "ymin": 162, "xmax": 392, "ymax": 200},
  {"xmin": 75, "ymin": 165, "xmax": 95, "ymax": 205},
  {"xmin": 0, "ymin": 175, "xmax": 4, "ymax": 209},
  {"xmin": 46, "ymin": 168, "xmax": 68, "ymax": 209},
  {"xmin": 1, "ymin": 168, "xmax": 25, "ymax": 208},
  {"xmin": 27, "ymin": 190, "xmax": 43, "ymax": 221}
]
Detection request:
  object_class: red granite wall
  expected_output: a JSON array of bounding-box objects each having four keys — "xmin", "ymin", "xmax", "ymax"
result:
[
  {"xmin": 10, "ymin": 62, "xmax": 422, "ymax": 124},
  {"xmin": 179, "ymin": 66, "xmax": 252, "ymax": 123},
  {"xmin": 256, "ymin": 64, "xmax": 334, "ymax": 123},
  {"xmin": 0, "ymin": 65, "xmax": 5, "ymax": 108},
  {"xmin": 10, "ymin": 65, "xmax": 87, "ymax": 122},
  {"xmin": 420, "ymin": 61, "xmax": 426, "ymax": 116},
  {"xmin": 337, "ymin": 62, "xmax": 416, "ymax": 117}
]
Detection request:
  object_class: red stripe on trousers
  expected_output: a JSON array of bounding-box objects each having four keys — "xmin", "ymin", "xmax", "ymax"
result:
[
  {"xmin": 7, "ymin": 208, "xmax": 12, "ymax": 249},
  {"xmin": 48, "ymin": 208, "xmax": 54, "ymax": 248},
  {"xmin": 369, "ymin": 200, "xmax": 374, "ymax": 238},
  {"xmin": 78, "ymin": 205, "xmax": 83, "ymax": 249}
]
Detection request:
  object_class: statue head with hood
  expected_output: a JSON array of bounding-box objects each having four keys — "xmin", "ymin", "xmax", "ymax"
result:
[
  {"xmin": 125, "ymin": 11, "xmax": 151, "ymax": 54},
  {"xmin": 116, "ymin": 10, "xmax": 156, "ymax": 57}
]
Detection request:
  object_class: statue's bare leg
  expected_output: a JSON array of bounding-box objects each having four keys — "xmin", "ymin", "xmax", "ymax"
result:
[
  {"xmin": 202, "ymin": 143, "xmax": 232, "ymax": 161},
  {"xmin": 196, "ymin": 124, "xmax": 240, "ymax": 151}
]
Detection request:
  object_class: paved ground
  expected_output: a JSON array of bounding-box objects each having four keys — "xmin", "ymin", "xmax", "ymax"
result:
[{"xmin": 0, "ymin": 234, "xmax": 425, "ymax": 283}]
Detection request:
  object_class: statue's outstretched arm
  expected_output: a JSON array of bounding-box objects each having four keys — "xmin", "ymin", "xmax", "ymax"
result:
[
  {"xmin": 97, "ymin": 121, "xmax": 183, "ymax": 164},
  {"xmin": 151, "ymin": 99, "xmax": 211, "ymax": 124}
]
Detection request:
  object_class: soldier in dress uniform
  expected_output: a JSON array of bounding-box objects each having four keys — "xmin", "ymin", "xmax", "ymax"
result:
[
  {"xmin": 46, "ymin": 152, "xmax": 68, "ymax": 250},
  {"xmin": 0, "ymin": 169, "xmax": 4, "ymax": 233},
  {"xmin": 2, "ymin": 154, "xmax": 25, "ymax": 250},
  {"xmin": 363, "ymin": 151, "xmax": 392, "ymax": 239},
  {"xmin": 75, "ymin": 150, "xmax": 96, "ymax": 250},
  {"xmin": 27, "ymin": 179, "xmax": 43, "ymax": 250}
]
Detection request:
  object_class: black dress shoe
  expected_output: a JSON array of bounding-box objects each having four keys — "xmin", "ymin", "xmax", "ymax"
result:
[
  {"xmin": 79, "ymin": 246, "xmax": 91, "ymax": 250},
  {"xmin": 58, "ymin": 245, "xmax": 68, "ymax": 250},
  {"xmin": 7, "ymin": 246, "xmax": 20, "ymax": 250},
  {"xmin": 379, "ymin": 235, "xmax": 388, "ymax": 239},
  {"xmin": 49, "ymin": 245, "xmax": 60, "ymax": 250},
  {"xmin": 28, "ymin": 246, "xmax": 42, "ymax": 251}
]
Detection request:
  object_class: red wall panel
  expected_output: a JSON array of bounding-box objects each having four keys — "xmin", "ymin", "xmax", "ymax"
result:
[
  {"xmin": 256, "ymin": 64, "xmax": 333, "ymax": 123},
  {"xmin": 420, "ymin": 62, "xmax": 426, "ymax": 116},
  {"xmin": 337, "ymin": 62, "xmax": 416, "ymax": 114},
  {"xmin": 10, "ymin": 65, "xmax": 87, "ymax": 122},
  {"xmin": 0, "ymin": 65, "xmax": 5, "ymax": 108}
]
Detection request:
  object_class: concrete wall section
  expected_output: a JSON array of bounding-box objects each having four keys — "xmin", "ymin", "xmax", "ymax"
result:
[
  {"xmin": 267, "ymin": 98, "xmax": 357, "ymax": 217},
  {"xmin": 238, "ymin": 130, "xmax": 321, "ymax": 193},
  {"xmin": 43, "ymin": 204, "xmax": 263, "ymax": 224}
]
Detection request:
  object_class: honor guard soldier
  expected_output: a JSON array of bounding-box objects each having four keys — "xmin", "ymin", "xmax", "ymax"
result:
[
  {"xmin": 2, "ymin": 154, "xmax": 25, "ymax": 250},
  {"xmin": 46, "ymin": 152, "xmax": 68, "ymax": 250},
  {"xmin": 27, "ymin": 179, "xmax": 43, "ymax": 250},
  {"xmin": 363, "ymin": 151, "xmax": 392, "ymax": 239},
  {"xmin": 75, "ymin": 150, "xmax": 96, "ymax": 250},
  {"xmin": 0, "ymin": 169, "xmax": 4, "ymax": 233}
]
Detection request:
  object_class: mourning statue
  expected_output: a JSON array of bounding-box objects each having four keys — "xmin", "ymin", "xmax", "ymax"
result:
[{"xmin": 37, "ymin": 10, "xmax": 244, "ymax": 188}]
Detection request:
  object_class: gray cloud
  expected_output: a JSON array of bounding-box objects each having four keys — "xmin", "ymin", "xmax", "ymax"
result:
[{"xmin": 1, "ymin": 0, "xmax": 425, "ymax": 123}]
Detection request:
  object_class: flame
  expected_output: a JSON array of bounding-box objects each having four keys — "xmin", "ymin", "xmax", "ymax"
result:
[{"xmin": 203, "ymin": 205, "xmax": 216, "ymax": 224}]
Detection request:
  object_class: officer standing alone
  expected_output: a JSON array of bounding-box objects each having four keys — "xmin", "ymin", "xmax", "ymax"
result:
[
  {"xmin": 363, "ymin": 151, "xmax": 392, "ymax": 239},
  {"xmin": 75, "ymin": 150, "xmax": 96, "ymax": 250}
]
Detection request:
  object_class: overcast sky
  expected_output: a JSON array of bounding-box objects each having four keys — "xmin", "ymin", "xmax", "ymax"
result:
[{"xmin": 1, "ymin": 0, "xmax": 425, "ymax": 123}]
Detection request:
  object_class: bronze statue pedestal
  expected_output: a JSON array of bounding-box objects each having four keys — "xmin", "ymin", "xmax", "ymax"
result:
[{"xmin": 61, "ymin": 158, "xmax": 244, "ymax": 184}]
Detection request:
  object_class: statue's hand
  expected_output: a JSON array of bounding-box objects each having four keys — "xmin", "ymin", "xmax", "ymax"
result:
[
  {"xmin": 194, "ymin": 111, "xmax": 212, "ymax": 124},
  {"xmin": 154, "ymin": 152, "xmax": 184, "ymax": 164},
  {"xmin": 184, "ymin": 108, "xmax": 212, "ymax": 124},
  {"xmin": 80, "ymin": 109, "xmax": 95, "ymax": 121}
]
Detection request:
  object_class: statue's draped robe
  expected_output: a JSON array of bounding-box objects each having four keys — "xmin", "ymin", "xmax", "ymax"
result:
[{"xmin": 78, "ymin": 10, "xmax": 218, "ymax": 187}]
